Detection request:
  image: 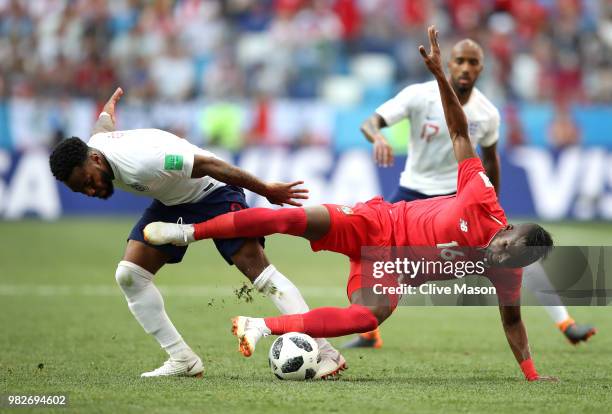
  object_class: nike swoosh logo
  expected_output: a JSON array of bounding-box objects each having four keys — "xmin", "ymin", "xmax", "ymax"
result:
[{"xmin": 187, "ymin": 361, "xmax": 198, "ymax": 372}]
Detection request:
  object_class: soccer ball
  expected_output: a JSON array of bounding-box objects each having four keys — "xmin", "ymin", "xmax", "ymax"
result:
[{"xmin": 268, "ymin": 332, "xmax": 319, "ymax": 380}]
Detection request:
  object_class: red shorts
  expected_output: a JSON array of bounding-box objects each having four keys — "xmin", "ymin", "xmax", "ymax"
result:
[
  {"xmin": 310, "ymin": 198, "xmax": 400, "ymax": 308},
  {"xmin": 309, "ymin": 198, "xmax": 393, "ymax": 259},
  {"xmin": 345, "ymin": 259, "xmax": 401, "ymax": 308}
]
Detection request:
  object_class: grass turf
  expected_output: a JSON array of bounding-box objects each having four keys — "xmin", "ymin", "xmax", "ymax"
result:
[{"xmin": 0, "ymin": 219, "xmax": 611, "ymax": 413}]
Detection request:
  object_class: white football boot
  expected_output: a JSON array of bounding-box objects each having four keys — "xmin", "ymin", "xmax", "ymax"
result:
[
  {"xmin": 143, "ymin": 219, "xmax": 195, "ymax": 246},
  {"xmin": 231, "ymin": 316, "xmax": 270, "ymax": 357},
  {"xmin": 314, "ymin": 347, "xmax": 348, "ymax": 380},
  {"xmin": 141, "ymin": 352, "xmax": 204, "ymax": 378}
]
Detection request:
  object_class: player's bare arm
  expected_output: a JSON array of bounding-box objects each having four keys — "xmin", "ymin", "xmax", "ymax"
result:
[
  {"xmin": 499, "ymin": 305, "xmax": 531, "ymax": 363},
  {"xmin": 419, "ymin": 26, "xmax": 476, "ymax": 163},
  {"xmin": 191, "ymin": 155, "xmax": 308, "ymax": 207},
  {"xmin": 91, "ymin": 87, "xmax": 124, "ymax": 135},
  {"xmin": 481, "ymin": 143, "xmax": 500, "ymax": 195},
  {"xmin": 499, "ymin": 305, "xmax": 558, "ymax": 382},
  {"xmin": 360, "ymin": 114, "xmax": 393, "ymax": 167}
]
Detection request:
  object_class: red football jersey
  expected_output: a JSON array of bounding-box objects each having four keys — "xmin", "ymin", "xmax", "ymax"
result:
[
  {"xmin": 388, "ymin": 157, "xmax": 521, "ymax": 303},
  {"xmin": 390, "ymin": 157, "xmax": 507, "ymax": 247},
  {"xmin": 312, "ymin": 157, "xmax": 523, "ymax": 303}
]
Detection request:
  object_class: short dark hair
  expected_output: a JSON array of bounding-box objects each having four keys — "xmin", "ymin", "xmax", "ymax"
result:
[
  {"xmin": 49, "ymin": 137, "xmax": 89, "ymax": 181},
  {"xmin": 523, "ymin": 223, "xmax": 554, "ymax": 261}
]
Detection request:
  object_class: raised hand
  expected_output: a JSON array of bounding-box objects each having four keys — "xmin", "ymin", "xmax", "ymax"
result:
[
  {"xmin": 265, "ymin": 181, "xmax": 309, "ymax": 207},
  {"xmin": 102, "ymin": 87, "xmax": 124, "ymax": 124},
  {"xmin": 419, "ymin": 25, "xmax": 443, "ymax": 76}
]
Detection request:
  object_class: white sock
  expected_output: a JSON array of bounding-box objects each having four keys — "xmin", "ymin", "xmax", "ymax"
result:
[
  {"xmin": 522, "ymin": 261, "xmax": 570, "ymax": 324},
  {"xmin": 251, "ymin": 318, "xmax": 271, "ymax": 336},
  {"xmin": 544, "ymin": 306, "xmax": 570, "ymax": 325},
  {"xmin": 115, "ymin": 261, "xmax": 192, "ymax": 359},
  {"xmin": 253, "ymin": 264, "xmax": 334, "ymax": 353}
]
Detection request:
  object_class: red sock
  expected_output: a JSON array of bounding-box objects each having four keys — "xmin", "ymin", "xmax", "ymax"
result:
[
  {"xmin": 264, "ymin": 304, "xmax": 379, "ymax": 338},
  {"xmin": 193, "ymin": 208, "xmax": 307, "ymax": 240}
]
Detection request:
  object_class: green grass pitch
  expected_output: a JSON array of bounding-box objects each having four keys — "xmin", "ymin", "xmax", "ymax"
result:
[{"xmin": 0, "ymin": 219, "xmax": 611, "ymax": 413}]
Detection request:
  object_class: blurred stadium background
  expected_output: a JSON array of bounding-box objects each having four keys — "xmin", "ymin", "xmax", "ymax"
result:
[{"xmin": 0, "ymin": 0, "xmax": 611, "ymax": 219}]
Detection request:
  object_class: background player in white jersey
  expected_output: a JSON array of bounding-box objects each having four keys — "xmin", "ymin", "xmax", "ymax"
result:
[
  {"xmin": 349, "ymin": 39, "xmax": 596, "ymax": 349},
  {"xmin": 48, "ymin": 87, "xmax": 345, "ymax": 379}
]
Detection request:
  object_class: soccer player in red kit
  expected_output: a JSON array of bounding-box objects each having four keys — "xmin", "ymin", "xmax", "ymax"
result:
[{"xmin": 144, "ymin": 26, "xmax": 556, "ymax": 381}]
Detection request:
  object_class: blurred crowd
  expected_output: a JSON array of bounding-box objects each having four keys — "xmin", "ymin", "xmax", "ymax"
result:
[
  {"xmin": 1, "ymin": 0, "xmax": 611, "ymax": 152},
  {"xmin": 1, "ymin": 0, "xmax": 610, "ymax": 105}
]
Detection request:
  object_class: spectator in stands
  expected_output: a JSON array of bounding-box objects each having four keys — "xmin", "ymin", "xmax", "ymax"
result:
[
  {"xmin": 0, "ymin": 0, "xmax": 610, "ymax": 149},
  {"xmin": 548, "ymin": 103, "xmax": 580, "ymax": 149},
  {"xmin": 150, "ymin": 35, "xmax": 195, "ymax": 101}
]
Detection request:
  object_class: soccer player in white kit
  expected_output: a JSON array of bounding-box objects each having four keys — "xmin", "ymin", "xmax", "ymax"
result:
[
  {"xmin": 346, "ymin": 39, "xmax": 596, "ymax": 348},
  {"xmin": 48, "ymin": 88, "xmax": 346, "ymax": 379}
]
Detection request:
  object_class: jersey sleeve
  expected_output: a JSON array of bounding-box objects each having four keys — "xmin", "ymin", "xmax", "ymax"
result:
[
  {"xmin": 136, "ymin": 139, "xmax": 195, "ymax": 181},
  {"xmin": 479, "ymin": 108, "xmax": 500, "ymax": 148},
  {"xmin": 456, "ymin": 153, "xmax": 506, "ymax": 224},
  {"xmin": 375, "ymin": 84, "xmax": 421, "ymax": 126},
  {"xmin": 456, "ymin": 157, "xmax": 488, "ymax": 193},
  {"xmin": 153, "ymin": 149, "xmax": 195, "ymax": 179},
  {"xmin": 487, "ymin": 267, "xmax": 522, "ymax": 305}
]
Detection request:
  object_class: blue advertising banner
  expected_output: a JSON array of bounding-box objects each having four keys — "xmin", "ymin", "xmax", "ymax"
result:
[{"xmin": 1, "ymin": 146, "xmax": 611, "ymax": 220}]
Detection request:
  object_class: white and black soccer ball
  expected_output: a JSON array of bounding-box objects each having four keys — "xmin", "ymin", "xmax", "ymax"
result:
[{"xmin": 268, "ymin": 332, "xmax": 319, "ymax": 380}]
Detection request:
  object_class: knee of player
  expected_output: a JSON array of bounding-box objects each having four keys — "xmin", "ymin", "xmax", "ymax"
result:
[
  {"xmin": 115, "ymin": 264, "xmax": 134, "ymax": 288},
  {"xmin": 370, "ymin": 305, "xmax": 394, "ymax": 325},
  {"xmin": 115, "ymin": 261, "xmax": 151, "ymax": 289},
  {"xmin": 354, "ymin": 303, "xmax": 393, "ymax": 325},
  {"xmin": 349, "ymin": 304, "xmax": 382, "ymax": 331},
  {"xmin": 349, "ymin": 288, "xmax": 395, "ymax": 324}
]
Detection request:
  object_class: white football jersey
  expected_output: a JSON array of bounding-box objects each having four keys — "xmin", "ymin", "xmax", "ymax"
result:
[
  {"xmin": 376, "ymin": 80, "xmax": 500, "ymax": 195},
  {"xmin": 88, "ymin": 129, "xmax": 225, "ymax": 205}
]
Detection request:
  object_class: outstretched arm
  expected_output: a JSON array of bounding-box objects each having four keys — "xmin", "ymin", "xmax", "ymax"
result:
[
  {"xmin": 481, "ymin": 143, "xmax": 500, "ymax": 195},
  {"xmin": 91, "ymin": 87, "xmax": 124, "ymax": 135},
  {"xmin": 419, "ymin": 26, "xmax": 476, "ymax": 163},
  {"xmin": 499, "ymin": 305, "xmax": 557, "ymax": 382},
  {"xmin": 360, "ymin": 114, "xmax": 393, "ymax": 167},
  {"xmin": 192, "ymin": 155, "xmax": 308, "ymax": 207},
  {"xmin": 499, "ymin": 305, "xmax": 531, "ymax": 364}
]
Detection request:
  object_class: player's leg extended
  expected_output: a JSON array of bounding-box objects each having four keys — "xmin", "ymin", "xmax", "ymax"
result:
[
  {"xmin": 230, "ymin": 238, "xmax": 345, "ymax": 379},
  {"xmin": 144, "ymin": 206, "xmax": 331, "ymax": 245},
  {"xmin": 116, "ymin": 240, "xmax": 203, "ymax": 378},
  {"xmin": 230, "ymin": 205, "xmax": 397, "ymax": 359},
  {"xmin": 263, "ymin": 289, "xmax": 394, "ymax": 338},
  {"xmin": 341, "ymin": 187, "xmax": 441, "ymax": 350},
  {"xmin": 232, "ymin": 287, "xmax": 395, "ymax": 358},
  {"xmin": 522, "ymin": 261, "xmax": 596, "ymax": 344},
  {"xmin": 233, "ymin": 257, "xmax": 397, "ymax": 360}
]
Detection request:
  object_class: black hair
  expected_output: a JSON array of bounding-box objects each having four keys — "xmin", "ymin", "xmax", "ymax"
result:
[
  {"xmin": 523, "ymin": 223, "xmax": 554, "ymax": 261},
  {"xmin": 49, "ymin": 137, "xmax": 89, "ymax": 181}
]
